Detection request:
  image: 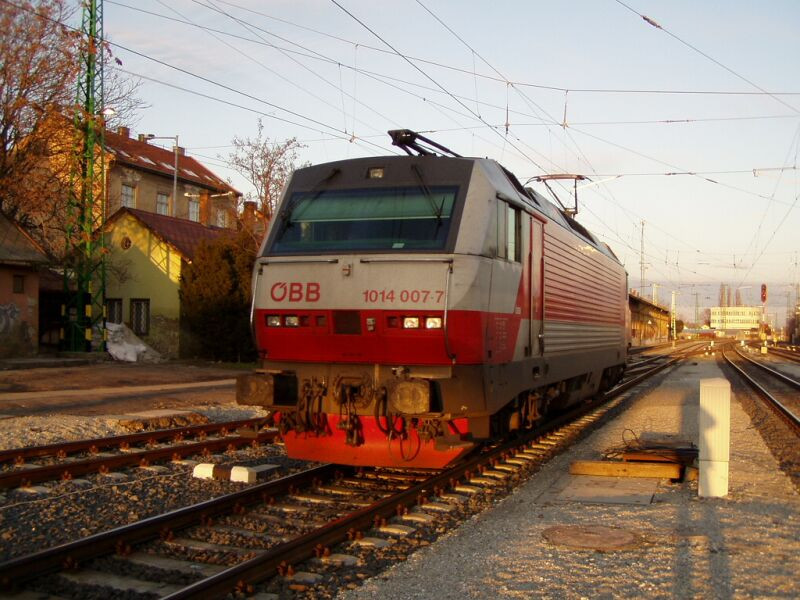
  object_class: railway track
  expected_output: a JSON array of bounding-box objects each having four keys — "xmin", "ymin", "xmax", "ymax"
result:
[
  {"xmin": 0, "ymin": 418, "xmax": 276, "ymax": 491},
  {"xmin": 625, "ymin": 342, "xmax": 707, "ymax": 377},
  {"xmin": 722, "ymin": 345, "xmax": 800, "ymax": 434},
  {"xmin": 0, "ymin": 348, "xmax": 694, "ymax": 599},
  {"xmin": 765, "ymin": 345, "xmax": 800, "ymax": 365}
]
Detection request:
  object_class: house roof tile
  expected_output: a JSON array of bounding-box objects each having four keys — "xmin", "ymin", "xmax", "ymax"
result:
[
  {"xmin": 0, "ymin": 213, "xmax": 49, "ymax": 266},
  {"xmin": 104, "ymin": 130, "xmax": 240, "ymax": 196},
  {"xmin": 108, "ymin": 208, "xmax": 231, "ymax": 261}
]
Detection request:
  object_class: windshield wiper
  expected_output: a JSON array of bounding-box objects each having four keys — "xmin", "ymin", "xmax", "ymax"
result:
[
  {"xmin": 280, "ymin": 167, "xmax": 341, "ymax": 225},
  {"xmin": 411, "ymin": 164, "xmax": 444, "ymax": 227}
]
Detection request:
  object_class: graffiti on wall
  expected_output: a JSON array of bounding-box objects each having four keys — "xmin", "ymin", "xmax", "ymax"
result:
[{"xmin": 0, "ymin": 303, "xmax": 21, "ymax": 334}]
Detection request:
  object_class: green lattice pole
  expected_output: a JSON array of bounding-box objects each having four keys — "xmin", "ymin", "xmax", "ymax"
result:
[{"xmin": 62, "ymin": 0, "xmax": 106, "ymax": 352}]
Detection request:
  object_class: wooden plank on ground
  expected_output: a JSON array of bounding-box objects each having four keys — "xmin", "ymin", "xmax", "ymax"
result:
[
  {"xmin": 569, "ymin": 460, "xmax": 682, "ymax": 479},
  {"xmin": 622, "ymin": 450, "xmax": 696, "ymax": 465}
]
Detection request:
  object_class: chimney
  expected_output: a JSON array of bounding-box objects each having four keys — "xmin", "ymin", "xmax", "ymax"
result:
[
  {"xmin": 199, "ymin": 191, "xmax": 210, "ymax": 226},
  {"xmin": 117, "ymin": 126, "xmax": 130, "ymax": 138},
  {"xmin": 174, "ymin": 146, "xmax": 185, "ymax": 156},
  {"xmin": 242, "ymin": 200, "xmax": 256, "ymax": 228},
  {"xmin": 138, "ymin": 134, "xmax": 148, "ymax": 142}
]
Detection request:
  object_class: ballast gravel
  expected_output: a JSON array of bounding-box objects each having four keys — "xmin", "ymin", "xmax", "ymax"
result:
[
  {"xmin": 0, "ymin": 404, "xmax": 267, "ymax": 451},
  {"xmin": 0, "ymin": 403, "xmax": 299, "ymax": 562},
  {"xmin": 338, "ymin": 356, "xmax": 800, "ymax": 600}
]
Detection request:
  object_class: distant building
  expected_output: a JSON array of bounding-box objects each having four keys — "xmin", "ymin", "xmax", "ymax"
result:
[
  {"xmin": 628, "ymin": 293, "xmax": 670, "ymax": 346},
  {"xmin": 104, "ymin": 208, "xmax": 231, "ymax": 357},
  {"xmin": 0, "ymin": 213, "xmax": 49, "ymax": 356},
  {"xmin": 99, "ymin": 129, "xmax": 243, "ymax": 357},
  {"xmin": 710, "ymin": 306, "xmax": 761, "ymax": 331},
  {"xmin": 105, "ymin": 127, "xmax": 240, "ymax": 227}
]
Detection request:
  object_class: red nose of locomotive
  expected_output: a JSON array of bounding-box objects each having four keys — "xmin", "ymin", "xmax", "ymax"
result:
[{"xmin": 255, "ymin": 306, "xmax": 481, "ymax": 365}]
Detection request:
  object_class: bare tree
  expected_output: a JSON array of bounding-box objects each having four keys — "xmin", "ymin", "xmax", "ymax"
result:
[
  {"xmin": 0, "ymin": 0, "xmax": 145, "ymax": 257},
  {"xmin": 0, "ymin": 0, "xmax": 77, "ymax": 224},
  {"xmin": 226, "ymin": 119, "xmax": 306, "ymax": 221}
]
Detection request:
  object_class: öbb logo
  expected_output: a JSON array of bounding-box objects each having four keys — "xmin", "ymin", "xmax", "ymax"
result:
[{"xmin": 270, "ymin": 282, "xmax": 321, "ymax": 302}]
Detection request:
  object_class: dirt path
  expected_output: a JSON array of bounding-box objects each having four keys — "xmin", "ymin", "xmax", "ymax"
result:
[{"xmin": 0, "ymin": 362, "xmax": 243, "ymax": 416}]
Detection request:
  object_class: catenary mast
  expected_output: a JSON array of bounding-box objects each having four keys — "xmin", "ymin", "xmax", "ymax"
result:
[{"xmin": 62, "ymin": 0, "xmax": 107, "ymax": 352}]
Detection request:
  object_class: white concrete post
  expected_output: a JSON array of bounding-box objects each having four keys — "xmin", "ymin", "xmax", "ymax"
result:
[{"xmin": 698, "ymin": 378, "xmax": 730, "ymax": 497}]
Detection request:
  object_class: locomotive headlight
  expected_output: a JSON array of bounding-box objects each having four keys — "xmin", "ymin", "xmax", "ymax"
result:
[
  {"xmin": 424, "ymin": 317, "xmax": 442, "ymax": 329},
  {"xmin": 389, "ymin": 379, "xmax": 430, "ymax": 414},
  {"xmin": 266, "ymin": 315, "xmax": 281, "ymax": 327},
  {"xmin": 402, "ymin": 317, "xmax": 420, "ymax": 329},
  {"xmin": 284, "ymin": 315, "xmax": 299, "ymax": 327}
]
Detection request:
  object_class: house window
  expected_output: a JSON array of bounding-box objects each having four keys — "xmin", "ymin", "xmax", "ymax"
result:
[
  {"xmin": 12, "ymin": 274, "xmax": 24, "ymax": 294},
  {"xmin": 121, "ymin": 183, "xmax": 136, "ymax": 208},
  {"xmin": 106, "ymin": 298, "xmax": 122, "ymax": 324},
  {"xmin": 216, "ymin": 208, "xmax": 228, "ymax": 228},
  {"xmin": 130, "ymin": 299, "xmax": 150, "ymax": 336},
  {"xmin": 188, "ymin": 198, "xmax": 199, "ymax": 222},
  {"xmin": 156, "ymin": 192, "xmax": 169, "ymax": 216}
]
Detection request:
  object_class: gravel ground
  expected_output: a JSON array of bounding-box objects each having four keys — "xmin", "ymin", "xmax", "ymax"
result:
[
  {"xmin": 755, "ymin": 349, "xmax": 800, "ymax": 379},
  {"xmin": 0, "ymin": 362, "xmax": 242, "ymax": 419},
  {"xmin": 0, "ymin": 362, "xmax": 241, "ymax": 393},
  {"xmin": 0, "ymin": 404, "xmax": 267, "ymax": 450},
  {"xmin": 0, "ymin": 437, "xmax": 309, "ymax": 562},
  {"xmin": 338, "ymin": 355, "xmax": 800, "ymax": 600}
]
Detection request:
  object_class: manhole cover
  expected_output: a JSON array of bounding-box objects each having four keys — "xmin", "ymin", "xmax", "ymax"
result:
[{"xmin": 542, "ymin": 525, "xmax": 640, "ymax": 550}]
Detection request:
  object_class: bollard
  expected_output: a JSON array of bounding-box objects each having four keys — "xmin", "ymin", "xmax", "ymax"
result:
[{"xmin": 698, "ymin": 378, "xmax": 730, "ymax": 497}]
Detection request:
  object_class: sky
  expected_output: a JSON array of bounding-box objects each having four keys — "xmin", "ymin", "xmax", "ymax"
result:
[{"xmin": 94, "ymin": 0, "xmax": 799, "ymax": 324}]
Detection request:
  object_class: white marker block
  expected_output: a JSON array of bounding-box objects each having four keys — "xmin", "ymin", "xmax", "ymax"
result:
[
  {"xmin": 192, "ymin": 463, "xmax": 216, "ymax": 480},
  {"xmin": 699, "ymin": 378, "xmax": 730, "ymax": 462},
  {"xmin": 229, "ymin": 464, "xmax": 280, "ymax": 483},
  {"xmin": 698, "ymin": 378, "xmax": 730, "ymax": 497},
  {"xmin": 699, "ymin": 459, "xmax": 729, "ymax": 498}
]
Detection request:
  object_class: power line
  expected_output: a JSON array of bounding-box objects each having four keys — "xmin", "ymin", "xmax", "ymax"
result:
[
  {"xmin": 329, "ymin": 0, "xmax": 551, "ymax": 173},
  {"xmin": 112, "ymin": 66, "xmax": 388, "ymax": 157},
  {"xmin": 107, "ymin": 2, "xmax": 800, "ymax": 133},
  {"xmin": 567, "ymin": 125, "xmax": 793, "ymax": 206},
  {"xmin": 614, "ymin": 0, "xmax": 800, "ymax": 114},
  {"xmin": 107, "ymin": 0, "xmax": 542, "ymax": 149},
  {"xmin": 3, "ymin": 0, "xmax": 373, "ymax": 147},
  {"xmin": 5, "ymin": 0, "xmax": 406, "ymax": 159},
  {"xmin": 191, "ymin": 0, "xmax": 400, "ymax": 135},
  {"xmin": 194, "ymin": 0, "xmax": 800, "ymax": 97},
  {"xmin": 408, "ymin": 0, "xmax": 778, "ymax": 277},
  {"xmin": 153, "ymin": 0, "xmax": 385, "ymax": 139}
]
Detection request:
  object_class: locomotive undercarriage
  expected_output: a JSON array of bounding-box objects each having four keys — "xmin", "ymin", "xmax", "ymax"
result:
[{"xmin": 237, "ymin": 351, "xmax": 625, "ymax": 465}]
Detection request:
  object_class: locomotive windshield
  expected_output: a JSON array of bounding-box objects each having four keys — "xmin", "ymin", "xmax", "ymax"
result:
[{"xmin": 269, "ymin": 186, "xmax": 457, "ymax": 253}]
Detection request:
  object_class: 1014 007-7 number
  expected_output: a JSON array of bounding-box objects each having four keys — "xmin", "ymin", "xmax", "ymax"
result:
[{"xmin": 362, "ymin": 289, "xmax": 444, "ymax": 303}]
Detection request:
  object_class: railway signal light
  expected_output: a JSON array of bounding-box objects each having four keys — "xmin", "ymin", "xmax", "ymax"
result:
[{"xmin": 761, "ymin": 284, "xmax": 767, "ymax": 303}]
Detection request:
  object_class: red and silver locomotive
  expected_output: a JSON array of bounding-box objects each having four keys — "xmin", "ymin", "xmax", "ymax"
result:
[{"xmin": 238, "ymin": 130, "xmax": 627, "ymax": 468}]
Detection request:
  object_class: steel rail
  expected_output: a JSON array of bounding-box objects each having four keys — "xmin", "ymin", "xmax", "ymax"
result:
[
  {"xmin": 733, "ymin": 347, "xmax": 800, "ymax": 391},
  {"xmin": 0, "ymin": 417, "xmax": 271, "ymax": 465},
  {"xmin": 722, "ymin": 347, "xmax": 800, "ymax": 432},
  {"xmin": 1, "ymin": 344, "xmax": 694, "ymax": 597},
  {"xmin": 0, "ymin": 430, "xmax": 277, "ymax": 490},
  {"xmin": 765, "ymin": 346, "xmax": 800, "ymax": 364},
  {"xmin": 0, "ymin": 464, "xmax": 342, "ymax": 588},
  {"xmin": 164, "ymin": 347, "xmax": 696, "ymax": 599}
]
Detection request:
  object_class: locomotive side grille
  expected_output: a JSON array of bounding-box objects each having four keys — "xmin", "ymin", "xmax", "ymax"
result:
[{"xmin": 333, "ymin": 310, "xmax": 362, "ymax": 334}]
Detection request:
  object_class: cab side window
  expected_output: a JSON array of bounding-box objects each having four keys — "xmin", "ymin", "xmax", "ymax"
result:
[
  {"xmin": 507, "ymin": 204, "xmax": 521, "ymax": 262},
  {"xmin": 496, "ymin": 200, "xmax": 507, "ymax": 259}
]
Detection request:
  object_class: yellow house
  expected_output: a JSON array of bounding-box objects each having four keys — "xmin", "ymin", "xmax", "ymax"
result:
[{"xmin": 104, "ymin": 208, "xmax": 230, "ymax": 357}]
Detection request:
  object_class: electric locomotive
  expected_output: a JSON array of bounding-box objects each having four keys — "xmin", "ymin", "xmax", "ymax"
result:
[{"xmin": 238, "ymin": 130, "xmax": 627, "ymax": 468}]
